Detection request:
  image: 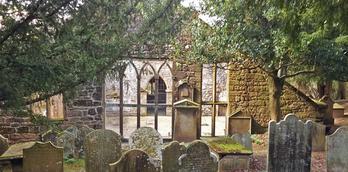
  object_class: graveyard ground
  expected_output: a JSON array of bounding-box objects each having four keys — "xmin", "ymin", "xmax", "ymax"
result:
[{"xmin": 62, "ymin": 133, "xmax": 327, "ymax": 172}]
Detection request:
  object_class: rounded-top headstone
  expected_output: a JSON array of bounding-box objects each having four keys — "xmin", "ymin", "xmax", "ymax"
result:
[
  {"xmin": 129, "ymin": 127, "xmax": 163, "ymax": 159},
  {"xmin": 109, "ymin": 149, "xmax": 159, "ymax": 172},
  {"xmin": 178, "ymin": 140, "xmax": 218, "ymax": 172},
  {"xmin": 23, "ymin": 142, "xmax": 63, "ymax": 172},
  {"xmin": 162, "ymin": 141, "xmax": 186, "ymax": 172},
  {"xmin": 327, "ymin": 126, "xmax": 348, "ymax": 172},
  {"xmin": 85, "ymin": 129, "xmax": 122, "ymax": 172}
]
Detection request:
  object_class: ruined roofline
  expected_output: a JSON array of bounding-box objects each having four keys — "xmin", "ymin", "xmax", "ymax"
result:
[{"xmin": 283, "ymin": 81, "xmax": 327, "ymax": 109}]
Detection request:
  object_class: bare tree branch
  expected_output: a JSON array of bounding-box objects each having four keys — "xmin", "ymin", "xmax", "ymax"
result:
[{"xmin": 281, "ymin": 68, "xmax": 316, "ymax": 79}]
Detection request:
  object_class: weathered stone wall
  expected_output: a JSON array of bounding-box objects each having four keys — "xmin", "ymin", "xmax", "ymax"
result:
[
  {"xmin": 64, "ymin": 81, "xmax": 103, "ymax": 129},
  {"xmin": 0, "ymin": 115, "xmax": 41, "ymax": 144},
  {"xmin": 227, "ymin": 62, "xmax": 325, "ymax": 133}
]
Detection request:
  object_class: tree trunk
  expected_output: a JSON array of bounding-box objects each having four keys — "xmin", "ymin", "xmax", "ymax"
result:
[
  {"xmin": 269, "ymin": 76, "xmax": 285, "ymax": 122},
  {"xmin": 336, "ymin": 82, "xmax": 346, "ymax": 100}
]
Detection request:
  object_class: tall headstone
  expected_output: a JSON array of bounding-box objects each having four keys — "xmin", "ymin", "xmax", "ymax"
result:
[
  {"xmin": 85, "ymin": 129, "xmax": 122, "ymax": 172},
  {"xmin": 109, "ymin": 149, "xmax": 159, "ymax": 172},
  {"xmin": 0, "ymin": 134, "xmax": 9, "ymax": 155},
  {"xmin": 327, "ymin": 126, "xmax": 348, "ymax": 172},
  {"xmin": 56, "ymin": 131, "xmax": 76, "ymax": 158},
  {"xmin": 311, "ymin": 122, "xmax": 326, "ymax": 152},
  {"xmin": 267, "ymin": 114, "xmax": 313, "ymax": 172},
  {"xmin": 162, "ymin": 141, "xmax": 186, "ymax": 172},
  {"xmin": 23, "ymin": 142, "xmax": 63, "ymax": 172},
  {"xmin": 178, "ymin": 141, "xmax": 218, "ymax": 172},
  {"xmin": 129, "ymin": 127, "xmax": 163, "ymax": 159},
  {"xmin": 231, "ymin": 133, "xmax": 253, "ymax": 151}
]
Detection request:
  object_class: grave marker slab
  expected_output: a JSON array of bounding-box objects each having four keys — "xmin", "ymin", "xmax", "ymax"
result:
[
  {"xmin": 311, "ymin": 122, "xmax": 326, "ymax": 152},
  {"xmin": 109, "ymin": 149, "xmax": 159, "ymax": 172},
  {"xmin": 76, "ymin": 125, "xmax": 94, "ymax": 157},
  {"xmin": 0, "ymin": 135, "xmax": 9, "ymax": 156},
  {"xmin": 85, "ymin": 129, "xmax": 122, "ymax": 172},
  {"xmin": 178, "ymin": 141, "xmax": 218, "ymax": 172},
  {"xmin": 41, "ymin": 130, "xmax": 59, "ymax": 144},
  {"xmin": 231, "ymin": 133, "xmax": 253, "ymax": 151},
  {"xmin": 23, "ymin": 142, "xmax": 63, "ymax": 172},
  {"xmin": 56, "ymin": 131, "xmax": 76, "ymax": 158},
  {"xmin": 327, "ymin": 126, "xmax": 348, "ymax": 172},
  {"xmin": 162, "ymin": 141, "xmax": 186, "ymax": 172},
  {"xmin": 129, "ymin": 127, "xmax": 163, "ymax": 159},
  {"xmin": 267, "ymin": 114, "xmax": 313, "ymax": 172}
]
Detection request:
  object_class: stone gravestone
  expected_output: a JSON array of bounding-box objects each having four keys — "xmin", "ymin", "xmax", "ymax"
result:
[
  {"xmin": 65, "ymin": 125, "xmax": 79, "ymax": 137},
  {"xmin": 178, "ymin": 140, "xmax": 218, "ymax": 172},
  {"xmin": 56, "ymin": 131, "xmax": 76, "ymax": 158},
  {"xmin": 85, "ymin": 129, "xmax": 122, "ymax": 172},
  {"xmin": 76, "ymin": 125, "xmax": 94, "ymax": 157},
  {"xmin": 0, "ymin": 134, "xmax": 9, "ymax": 156},
  {"xmin": 109, "ymin": 149, "xmax": 159, "ymax": 172},
  {"xmin": 267, "ymin": 114, "xmax": 313, "ymax": 172},
  {"xmin": 231, "ymin": 133, "xmax": 253, "ymax": 151},
  {"xmin": 327, "ymin": 126, "xmax": 348, "ymax": 172},
  {"xmin": 311, "ymin": 122, "xmax": 326, "ymax": 152},
  {"xmin": 129, "ymin": 127, "xmax": 163, "ymax": 159},
  {"xmin": 162, "ymin": 141, "xmax": 186, "ymax": 172},
  {"xmin": 23, "ymin": 142, "xmax": 63, "ymax": 172},
  {"xmin": 41, "ymin": 130, "xmax": 59, "ymax": 144}
]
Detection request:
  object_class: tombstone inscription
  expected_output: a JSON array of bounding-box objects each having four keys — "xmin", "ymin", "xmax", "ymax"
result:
[
  {"xmin": 85, "ymin": 129, "xmax": 122, "ymax": 172},
  {"xmin": 267, "ymin": 114, "xmax": 313, "ymax": 172},
  {"xmin": 23, "ymin": 142, "xmax": 63, "ymax": 172}
]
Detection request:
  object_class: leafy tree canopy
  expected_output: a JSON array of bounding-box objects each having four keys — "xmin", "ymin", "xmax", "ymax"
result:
[
  {"xmin": 0, "ymin": 0, "xmax": 187, "ymax": 109},
  {"xmin": 187, "ymin": 0, "xmax": 348, "ymax": 80}
]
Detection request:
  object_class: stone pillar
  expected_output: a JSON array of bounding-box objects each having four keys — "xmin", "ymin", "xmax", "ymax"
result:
[
  {"xmin": 140, "ymin": 90, "xmax": 147, "ymax": 116},
  {"xmin": 166, "ymin": 89, "xmax": 172, "ymax": 116}
]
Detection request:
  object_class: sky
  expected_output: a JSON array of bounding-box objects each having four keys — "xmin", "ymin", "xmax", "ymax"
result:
[{"xmin": 181, "ymin": 0, "xmax": 220, "ymax": 26}]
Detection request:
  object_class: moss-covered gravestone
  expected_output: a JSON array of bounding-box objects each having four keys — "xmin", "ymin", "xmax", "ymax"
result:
[
  {"xmin": 231, "ymin": 133, "xmax": 252, "ymax": 151},
  {"xmin": 41, "ymin": 130, "xmax": 59, "ymax": 144},
  {"xmin": 327, "ymin": 126, "xmax": 348, "ymax": 172},
  {"xmin": 162, "ymin": 141, "xmax": 186, "ymax": 172},
  {"xmin": 109, "ymin": 149, "xmax": 159, "ymax": 172},
  {"xmin": 56, "ymin": 131, "xmax": 76, "ymax": 158},
  {"xmin": 129, "ymin": 127, "xmax": 163, "ymax": 159},
  {"xmin": 85, "ymin": 129, "xmax": 122, "ymax": 172},
  {"xmin": 178, "ymin": 141, "xmax": 218, "ymax": 172},
  {"xmin": 0, "ymin": 134, "xmax": 9, "ymax": 156},
  {"xmin": 76, "ymin": 125, "xmax": 94, "ymax": 157},
  {"xmin": 267, "ymin": 114, "xmax": 313, "ymax": 172},
  {"xmin": 23, "ymin": 142, "xmax": 63, "ymax": 172}
]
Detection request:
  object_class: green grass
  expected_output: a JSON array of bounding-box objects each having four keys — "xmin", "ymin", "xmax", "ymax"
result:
[
  {"xmin": 204, "ymin": 137, "xmax": 252, "ymax": 154},
  {"xmin": 64, "ymin": 159, "xmax": 85, "ymax": 172}
]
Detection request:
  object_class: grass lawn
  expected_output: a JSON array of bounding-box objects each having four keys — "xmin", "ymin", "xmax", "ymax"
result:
[{"xmin": 64, "ymin": 159, "xmax": 85, "ymax": 172}]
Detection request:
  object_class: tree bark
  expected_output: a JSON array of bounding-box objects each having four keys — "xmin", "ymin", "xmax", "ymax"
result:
[
  {"xmin": 269, "ymin": 76, "xmax": 285, "ymax": 122},
  {"xmin": 336, "ymin": 82, "xmax": 346, "ymax": 100}
]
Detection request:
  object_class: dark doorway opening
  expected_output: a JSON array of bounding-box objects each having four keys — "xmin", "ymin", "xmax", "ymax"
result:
[{"xmin": 147, "ymin": 77, "xmax": 167, "ymax": 116}]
